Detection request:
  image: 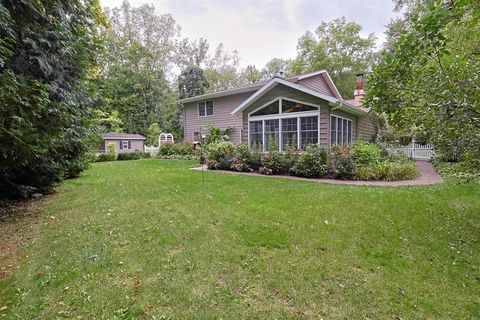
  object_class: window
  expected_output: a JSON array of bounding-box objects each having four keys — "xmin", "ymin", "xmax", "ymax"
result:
[
  {"xmin": 249, "ymin": 121, "xmax": 263, "ymax": 149},
  {"xmin": 248, "ymin": 97, "xmax": 320, "ymax": 152},
  {"xmin": 281, "ymin": 118, "xmax": 297, "ymax": 150},
  {"xmin": 198, "ymin": 100, "xmax": 213, "ymax": 117},
  {"xmin": 300, "ymin": 116, "xmax": 318, "ymax": 149},
  {"xmin": 330, "ymin": 115, "xmax": 352, "ymax": 145},
  {"xmin": 120, "ymin": 140, "xmax": 130, "ymax": 150},
  {"xmin": 264, "ymin": 119, "xmax": 279, "ymax": 150},
  {"xmin": 282, "ymin": 100, "xmax": 317, "ymax": 113},
  {"xmin": 251, "ymin": 100, "xmax": 279, "ymax": 116}
]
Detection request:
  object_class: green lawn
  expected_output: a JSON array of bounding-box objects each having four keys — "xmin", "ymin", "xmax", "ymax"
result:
[{"xmin": 1, "ymin": 159, "xmax": 479, "ymax": 319}]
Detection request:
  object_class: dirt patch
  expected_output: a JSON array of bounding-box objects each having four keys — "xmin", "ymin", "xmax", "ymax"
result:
[{"xmin": 0, "ymin": 195, "xmax": 53, "ymax": 278}]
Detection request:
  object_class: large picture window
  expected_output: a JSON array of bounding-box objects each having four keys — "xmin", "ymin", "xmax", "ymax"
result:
[
  {"xmin": 331, "ymin": 115, "xmax": 352, "ymax": 145},
  {"xmin": 281, "ymin": 118, "xmax": 297, "ymax": 150},
  {"xmin": 249, "ymin": 121, "xmax": 263, "ymax": 149},
  {"xmin": 300, "ymin": 116, "xmax": 318, "ymax": 149},
  {"xmin": 198, "ymin": 100, "xmax": 213, "ymax": 117},
  {"xmin": 248, "ymin": 97, "xmax": 320, "ymax": 152},
  {"xmin": 264, "ymin": 119, "xmax": 279, "ymax": 150}
]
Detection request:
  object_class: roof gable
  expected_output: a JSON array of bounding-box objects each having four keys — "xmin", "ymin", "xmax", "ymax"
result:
[{"xmin": 231, "ymin": 77, "xmax": 339, "ymax": 116}]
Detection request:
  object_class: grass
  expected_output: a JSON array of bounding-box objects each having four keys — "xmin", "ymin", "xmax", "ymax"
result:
[{"xmin": 0, "ymin": 159, "xmax": 479, "ymax": 319}]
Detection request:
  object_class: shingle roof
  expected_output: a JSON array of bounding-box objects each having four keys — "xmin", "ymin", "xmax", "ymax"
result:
[
  {"xmin": 176, "ymin": 70, "xmax": 340, "ymax": 104},
  {"xmin": 101, "ymin": 133, "xmax": 146, "ymax": 140}
]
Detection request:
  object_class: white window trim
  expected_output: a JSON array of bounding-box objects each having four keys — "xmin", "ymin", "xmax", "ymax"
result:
[
  {"xmin": 121, "ymin": 140, "xmax": 129, "ymax": 149},
  {"xmin": 248, "ymin": 97, "xmax": 320, "ymax": 117},
  {"xmin": 330, "ymin": 114, "xmax": 353, "ymax": 146},
  {"xmin": 247, "ymin": 97, "xmax": 323, "ymax": 152},
  {"xmin": 198, "ymin": 100, "xmax": 214, "ymax": 117}
]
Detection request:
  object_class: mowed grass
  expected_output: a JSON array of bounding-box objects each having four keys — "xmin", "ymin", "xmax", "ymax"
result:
[{"xmin": 1, "ymin": 159, "xmax": 479, "ymax": 319}]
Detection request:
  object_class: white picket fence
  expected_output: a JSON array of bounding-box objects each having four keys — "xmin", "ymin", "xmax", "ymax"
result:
[
  {"xmin": 145, "ymin": 146, "xmax": 159, "ymax": 154},
  {"xmin": 393, "ymin": 141, "xmax": 434, "ymax": 160}
]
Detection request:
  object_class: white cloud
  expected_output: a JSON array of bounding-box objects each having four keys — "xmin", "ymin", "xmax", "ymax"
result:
[{"xmin": 100, "ymin": 0, "xmax": 396, "ymax": 68}]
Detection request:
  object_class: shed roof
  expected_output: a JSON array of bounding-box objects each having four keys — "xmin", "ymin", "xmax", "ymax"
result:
[{"xmin": 101, "ymin": 133, "xmax": 146, "ymax": 140}]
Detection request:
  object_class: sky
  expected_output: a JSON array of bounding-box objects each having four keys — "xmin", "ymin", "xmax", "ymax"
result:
[{"xmin": 99, "ymin": 0, "xmax": 397, "ymax": 69}]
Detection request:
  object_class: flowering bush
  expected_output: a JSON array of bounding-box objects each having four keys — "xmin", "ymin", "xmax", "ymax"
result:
[
  {"xmin": 204, "ymin": 140, "xmax": 418, "ymax": 181},
  {"xmin": 328, "ymin": 145, "xmax": 355, "ymax": 179},
  {"xmin": 205, "ymin": 141, "xmax": 236, "ymax": 170},
  {"xmin": 259, "ymin": 149, "xmax": 285, "ymax": 175},
  {"xmin": 292, "ymin": 144, "xmax": 327, "ymax": 178}
]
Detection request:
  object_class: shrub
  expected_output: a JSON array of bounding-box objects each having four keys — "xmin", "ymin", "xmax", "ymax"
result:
[
  {"xmin": 206, "ymin": 141, "xmax": 236, "ymax": 170},
  {"xmin": 96, "ymin": 153, "xmax": 116, "ymax": 162},
  {"xmin": 259, "ymin": 149, "xmax": 285, "ymax": 175},
  {"xmin": 231, "ymin": 144, "xmax": 254, "ymax": 172},
  {"xmin": 292, "ymin": 144, "xmax": 327, "ymax": 178},
  {"xmin": 117, "ymin": 151, "xmax": 144, "ymax": 161},
  {"xmin": 158, "ymin": 142, "xmax": 195, "ymax": 157},
  {"xmin": 353, "ymin": 161, "xmax": 418, "ymax": 181},
  {"xmin": 350, "ymin": 140, "xmax": 382, "ymax": 165},
  {"xmin": 283, "ymin": 146, "xmax": 299, "ymax": 172},
  {"xmin": 328, "ymin": 145, "xmax": 355, "ymax": 179},
  {"xmin": 97, "ymin": 142, "xmax": 117, "ymax": 162},
  {"xmin": 433, "ymin": 160, "xmax": 480, "ymax": 185}
]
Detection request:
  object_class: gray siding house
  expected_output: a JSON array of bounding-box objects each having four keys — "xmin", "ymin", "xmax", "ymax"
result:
[
  {"xmin": 178, "ymin": 70, "xmax": 375, "ymax": 151},
  {"xmin": 98, "ymin": 133, "xmax": 146, "ymax": 153}
]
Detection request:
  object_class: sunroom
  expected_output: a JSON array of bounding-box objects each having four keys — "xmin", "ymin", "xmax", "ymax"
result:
[
  {"xmin": 231, "ymin": 77, "xmax": 369, "ymax": 151},
  {"xmin": 248, "ymin": 97, "xmax": 322, "ymax": 151}
]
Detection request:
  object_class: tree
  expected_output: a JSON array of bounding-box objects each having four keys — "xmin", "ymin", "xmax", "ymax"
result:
[
  {"xmin": 290, "ymin": 17, "xmax": 377, "ymax": 98},
  {"xmin": 0, "ymin": 0, "xmax": 106, "ymax": 199},
  {"xmin": 242, "ymin": 65, "xmax": 261, "ymax": 84},
  {"xmin": 260, "ymin": 58, "xmax": 291, "ymax": 80},
  {"xmin": 178, "ymin": 66, "xmax": 210, "ymax": 99},
  {"xmin": 96, "ymin": 110, "xmax": 124, "ymax": 133},
  {"xmin": 99, "ymin": 0, "xmax": 179, "ymax": 137},
  {"xmin": 146, "ymin": 123, "xmax": 162, "ymax": 146},
  {"xmin": 204, "ymin": 43, "xmax": 243, "ymax": 92},
  {"xmin": 365, "ymin": 0, "xmax": 480, "ymax": 162}
]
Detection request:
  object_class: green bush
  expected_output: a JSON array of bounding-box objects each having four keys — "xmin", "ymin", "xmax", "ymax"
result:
[
  {"xmin": 259, "ymin": 149, "xmax": 285, "ymax": 175},
  {"xmin": 206, "ymin": 141, "xmax": 236, "ymax": 170},
  {"xmin": 328, "ymin": 145, "xmax": 355, "ymax": 179},
  {"xmin": 353, "ymin": 161, "xmax": 418, "ymax": 181},
  {"xmin": 158, "ymin": 142, "xmax": 195, "ymax": 157},
  {"xmin": 283, "ymin": 146, "xmax": 299, "ymax": 172},
  {"xmin": 350, "ymin": 140, "xmax": 382, "ymax": 165},
  {"xmin": 117, "ymin": 151, "xmax": 144, "ymax": 161},
  {"xmin": 96, "ymin": 153, "xmax": 117, "ymax": 162},
  {"xmin": 231, "ymin": 144, "xmax": 255, "ymax": 172},
  {"xmin": 292, "ymin": 144, "xmax": 327, "ymax": 178},
  {"xmin": 433, "ymin": 160, "xmax": 480, "ymax": 185}
]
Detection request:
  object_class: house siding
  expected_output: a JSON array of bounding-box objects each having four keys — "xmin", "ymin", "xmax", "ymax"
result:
[
  {"xmin": 357, "ymin": 113, "xmax": 376, "ymax": 141},
  {"xmin": 183, "ymin": 91, "xmax": 254, "ymax": 143},
  {"xmin": 297, "ymin": 75, "xmax": 335, "ymax": 97},
  {"xmin": 241, "ymin": 84, "xmax": 330, "ymax": 145},
  {"xmin": 102, "ymin": 139, "xmax": 145, "ymax": 153}
]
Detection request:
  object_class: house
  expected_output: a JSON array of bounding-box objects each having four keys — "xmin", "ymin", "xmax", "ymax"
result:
[
  {"xmin": 98, "ymin": 133, "xmax": 146, "ymax": 153},
  {"xmin": 178, "ymin": 70, "xmax": 375, "ymax": 151}
]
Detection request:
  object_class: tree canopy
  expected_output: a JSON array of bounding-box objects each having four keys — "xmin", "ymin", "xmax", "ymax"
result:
[
  {"xmin": 0, "ymin": 0, "xmax": 106, "ymax": 198},
  {"xmin": 365, "ymin": 0, "xmax": 480, "ymax": 162},
  {"xmin": 290, "ymin": 17, "xmax": 377, "ymax": 98}
]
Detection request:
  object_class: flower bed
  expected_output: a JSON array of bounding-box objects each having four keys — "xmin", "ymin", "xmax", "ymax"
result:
[{"xmin": 203, "ymin": 141, "xmax": 419, "ymax": 181}]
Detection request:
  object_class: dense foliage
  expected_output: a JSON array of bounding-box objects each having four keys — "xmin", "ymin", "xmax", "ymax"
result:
[
  {"xmin": 365, "ymin": 0, "xmax": 480, "ymax": 165},
  {"xmin": 204, "ymin": 141, "xmax": 418, "ymax": 181},
  {"xmin": 99, "ymin": 2, "xmax": 179, "ymax": 139},
  {"xmin": 0, "ymin": 0, "xmax": 106, "ymax": 199},
  {"xmin": 289, "ymin": 17, "xmax": 377, "ymax": 98}
]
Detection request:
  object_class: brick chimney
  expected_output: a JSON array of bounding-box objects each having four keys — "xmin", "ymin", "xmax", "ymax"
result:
[{"xmin": 354, "ymin": 73, "xmax": 364, "ymax": 106}]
